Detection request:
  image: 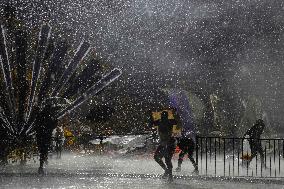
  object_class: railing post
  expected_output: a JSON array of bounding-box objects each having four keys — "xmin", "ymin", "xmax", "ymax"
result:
[
  {"xmin": 241, "ymin": 137, "xmax": 244, "ymax": 168},
  {"xmin": 256, "ymin": 152, "xmax": 258, "ymax": 176},
  {"xmin": 194, "ymin": 136, "xmax": 283, "ymax": 178},
  {"xmin": 270, "ymin": 156, "xmax": 272, "ymax": 177},
  {"xmin": 233, "ymin": 137, "xmax": 235, "ymax": 176},
  {"xmin": 237, "ymin": 138, "xmax": 240, "ymax": 176},
  {"xmin": 209, "ymin": 137, "xmax": 212, "ymax": 163},
  {"xmin": 196, "ymin": 135, "xmax": 199, "ymax": 171},
  {"xmin": 214, "ymin": 138, "xmax": 217, "ymax": 176},
  {"xmin": 282, "ymin": 139, "xmax": 284, "ymax": 158},
  {"xmin": 279, "ymin": 140, "xmax": 281, "ymax": 175},
  {"xmin": 224, "ymin": 138, "xmax": 226, "ymax": 176},
  {"xmin": 205, "ymin": 137, "xmax": 208, "ymax": 175},
  {"xmin": 201, "ymin": 137, "xmax": 203, "ymax": 174},
  {"xmin": 274, "ymin": 139, "xmax": 276, "ymax": 177}
]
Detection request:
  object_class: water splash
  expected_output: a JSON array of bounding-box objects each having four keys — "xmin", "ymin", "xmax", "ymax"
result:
[{"xmin": 0, "ymin": 22, "xmax": 121, "ymax": 172}]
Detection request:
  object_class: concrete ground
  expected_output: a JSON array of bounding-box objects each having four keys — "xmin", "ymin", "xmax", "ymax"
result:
[{"xmin": 0, "ymin": 152, "xmax": 283, "ymax": 189}]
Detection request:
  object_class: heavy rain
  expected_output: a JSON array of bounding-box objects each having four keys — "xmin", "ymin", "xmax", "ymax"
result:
[{"xmin": 0, "ymin": 0, "xmax": 284, "ymax": 188}]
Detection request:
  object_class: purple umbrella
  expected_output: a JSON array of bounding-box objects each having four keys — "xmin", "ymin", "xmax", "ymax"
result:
[{"xmin": 167, "ymin": 89, "xmax": 196, "ymax": 141}]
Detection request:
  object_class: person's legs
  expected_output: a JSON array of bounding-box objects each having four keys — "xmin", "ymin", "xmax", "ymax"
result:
[
  {"xmin": 255, "ymin": 141, "xmax": 266, "ymax": 168},
  {"xmin": 58, "ymin": 143, "xmax": 61, "ymax": 158},
  {"xmin": 164, "ymin": 150, "xmax": 173, "ymax": 170},
  {"xmin": 188, "ymin": 148, "xmax": 198, "ymax": 174},
  {"xmin": 154, "ymin": 145, "xmax": 167, "ymax": 171},
  {"xmin": 164, "ymin": 141, "xmax": 175, "ymax": 182},
  {"xmin": 248, "ymin": 141, "xmax": 257, "ymax": 167},
  {"xmin": 38, "ymin": 143, "xmax": 48, "ymax": 174},
  {"xmin": 37, "ymin": 131, "xmax": 52, "ymax": 174},
  {"xmin": 55, "ymin": 140, "xmax": 59, "ymax": 158},
  {"xmin": 176, "ymin": 151, "xmax": 186, "ymax": 172},
  {"xmin": 56, "ymin": 140, "xmax": 62, "ymax": 158}
]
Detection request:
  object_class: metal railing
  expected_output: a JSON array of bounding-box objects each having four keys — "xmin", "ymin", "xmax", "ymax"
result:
[{"xmin": 196, "ymin": 136, "xmax": 284, "ymax": 178}]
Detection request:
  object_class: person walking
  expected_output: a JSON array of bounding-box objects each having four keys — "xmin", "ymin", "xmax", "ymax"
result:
[
  {"xmin": 243, "ymin": 119, "xmax": 266, "ymax": 167},
  {"xmin": 54, "ymin": 127, "xmax": 64, "ymax": 158},
  {"xmin": 175, "ymin": 137, "xmax": 198, "ymax": 174},
  {"xmin": 153, "ymin": 110, "xmax": 177, "ymax": 182}
]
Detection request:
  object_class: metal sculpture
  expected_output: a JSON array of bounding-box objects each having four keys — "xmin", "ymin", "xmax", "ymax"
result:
[{"xmin": 0, "ymin": 23, "xmax": 121, "ymax": 174}]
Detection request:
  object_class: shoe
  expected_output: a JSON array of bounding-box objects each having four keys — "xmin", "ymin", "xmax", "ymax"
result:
[
  {"xmin": 168, "ymin": 175, "xmax": 173, "ymax": 182},
  {"xmin": 38, "ymin": 167, "xmax": 44, "ymax": 175},
  {"xmin": 161, "ymin": 171, "xmax": 169, "ymax": 179},
  {"xmin": 175, "ymin": 166, "xmax": 181, "ymax": 172},
  {"xmin": 167, "ymin": 169, "xmax": 173, "ymax": 182}
]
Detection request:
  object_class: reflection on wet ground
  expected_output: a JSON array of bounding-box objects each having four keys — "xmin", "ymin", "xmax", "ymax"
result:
[{"xmin": 0, "ymin": 153, "xmax": 283, "ymax": 189}]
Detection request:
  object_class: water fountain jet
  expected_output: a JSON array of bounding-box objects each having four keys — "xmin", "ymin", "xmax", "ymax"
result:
[{"xmin": 0, "ymin": 22, "xmax": 122, "ymax": 174}]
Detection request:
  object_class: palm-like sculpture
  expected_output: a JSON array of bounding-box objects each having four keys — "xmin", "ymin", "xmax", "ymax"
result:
[{"xmin": 0, "ymin": 23, "xmax": 121, "ymax": 174}]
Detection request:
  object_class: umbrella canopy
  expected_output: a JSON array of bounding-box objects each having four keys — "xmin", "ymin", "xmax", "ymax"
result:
[{"xmin": 164, "ymin": 88, "xmax": 196, "ymax": 140}]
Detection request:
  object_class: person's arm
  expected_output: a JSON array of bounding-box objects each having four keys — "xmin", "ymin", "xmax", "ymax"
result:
[
  {"xmin": 152, "ymin": 119, "xmax": 159, "ymax": 127},
  {"xmin": 147, "ymin": 112, "xmax": 158, "ymax": 128},
  {"xmin": 169, "ymin": 119, "xmax": 177, "ymax": 126}
]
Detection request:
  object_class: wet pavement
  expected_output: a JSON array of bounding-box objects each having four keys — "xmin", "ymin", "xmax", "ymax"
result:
[{"xmin": 0, "ymin": 153, "xmax": 284, "ymax": 189}]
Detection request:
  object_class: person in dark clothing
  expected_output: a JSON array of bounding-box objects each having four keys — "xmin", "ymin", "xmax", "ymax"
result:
[
  {"xmin": 98, "ymin": 134, "xmax": 106, "ymax": 154},
  {"xmin": 79, "ymin": 132, "xmax": 93, "ymax": 153},
  {"xmin": 153, "ymin": 110, "xmax": 177, "ymax": 182},
  {"xmin": 35, "ymin": 97, "xmax": 68, "ymax": 174},
  {"xmin": 35, "ymin": 104, "xmax": 59, "ymax": 174},
  {"xmin": 175, "ymin": 137, "xmax": 198, "ymax": 174},
  {"xmin": 243, "ymin": 119, "xmax": 266, "ymax": 167},
  {"xmin": 99, "ymin": 134, "xmax": 104, "ymax": 145},
  {"xmin": 54, "ymin": 127, "xmax": 64, "ymax": 158}
]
